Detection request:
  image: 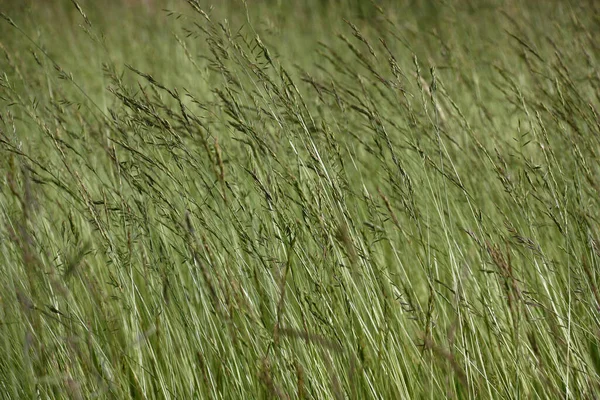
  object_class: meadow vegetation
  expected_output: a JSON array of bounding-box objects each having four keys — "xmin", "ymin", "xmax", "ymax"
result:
[{"xmin": 1, "ymin": 0, "xmax": 600, "ymax": 398}]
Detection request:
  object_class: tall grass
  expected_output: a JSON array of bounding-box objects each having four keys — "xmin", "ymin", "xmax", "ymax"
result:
[{"xmin": 1, "ymin": 0, "xmax": 599, "ymax": 398}]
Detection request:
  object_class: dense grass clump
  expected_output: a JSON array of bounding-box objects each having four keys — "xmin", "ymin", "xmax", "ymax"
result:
[{"xmin": 1, "ymin": 0, "xmax": 600, "ymax": 398}]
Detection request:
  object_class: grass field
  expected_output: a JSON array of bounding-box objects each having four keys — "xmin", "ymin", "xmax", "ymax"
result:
[{"xmin": 1, "ymin": 0, "xmax": 600, "ymax": 398}]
